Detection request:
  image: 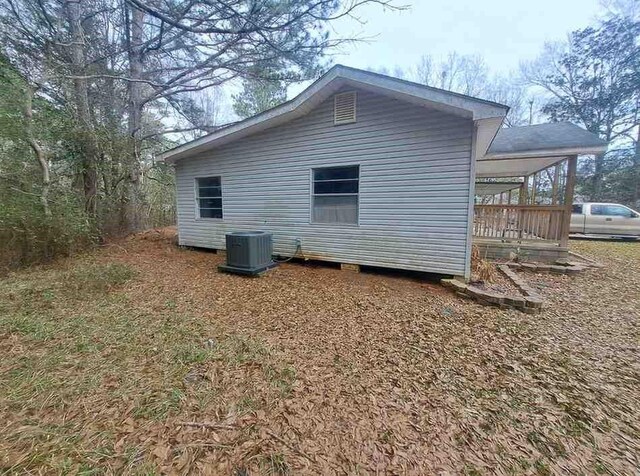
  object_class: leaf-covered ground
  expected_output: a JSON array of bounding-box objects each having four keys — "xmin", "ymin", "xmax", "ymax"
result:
[{"xmin": 1, "ymin": 229, "xmax": 638, "ymax": 474}]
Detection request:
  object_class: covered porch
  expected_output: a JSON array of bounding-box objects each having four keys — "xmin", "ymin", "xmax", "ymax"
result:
[{"xmin": 473, "ymin": 123, "xmax": 608, "ymax": 262}]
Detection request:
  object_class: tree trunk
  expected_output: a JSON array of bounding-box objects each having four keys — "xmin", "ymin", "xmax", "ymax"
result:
[
  {"xmin": 592, "ymin": 153, "xmax": 605, "ymax": 200},
  {"xmin": 24, "ymin": 85, "xmax": 51, "ymax": 217},
  {"xmin": 65, "ymin": 0, "xmax": 99, "ymax": 220},
  {"xmin": 634, "ymin": 127, "xmax": 640, "ymax": 207},
  {"xmin": 124, "ymin": 4, "xmax": 146, "ymax": 232}
]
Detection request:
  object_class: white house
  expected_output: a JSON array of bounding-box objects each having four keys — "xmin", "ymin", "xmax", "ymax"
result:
[{"xmin": 159, "ymin": 66, "xmax": 607, "ymax": 278}]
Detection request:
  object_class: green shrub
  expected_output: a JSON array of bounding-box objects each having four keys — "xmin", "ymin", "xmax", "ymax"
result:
[{"xmin": 0, "ymin": 183, "xmax": 96, "ymax": 274}]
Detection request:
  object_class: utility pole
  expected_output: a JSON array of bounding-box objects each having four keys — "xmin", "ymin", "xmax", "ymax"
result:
[{"xmin": 528, "ymin": 99, "xmax": 534, "ymax": 125}]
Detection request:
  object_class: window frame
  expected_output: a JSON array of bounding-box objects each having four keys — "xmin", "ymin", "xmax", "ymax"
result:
[
  {"xmin": 310, "ymin": 165, "xmax": 360, "ymax": 226},
  {"xmin": 194, "ymin": 176, "xmax": 223, "ymax": 220}
]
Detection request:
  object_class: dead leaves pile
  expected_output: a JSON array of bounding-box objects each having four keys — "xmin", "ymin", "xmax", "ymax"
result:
[{"xmin": 1, "ymin": 230, "xmax": 639, "ymax": 474}]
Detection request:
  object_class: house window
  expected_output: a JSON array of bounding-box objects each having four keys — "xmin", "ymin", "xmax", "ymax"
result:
[
  {"xmin": 312, "ymin": 165, "xmax": 359, "ymax": 224},
  {"xmin": 196, "ymin": 176, "xmax": 222, "ymax": 219},
  {"xmin": 334, "ymin": 92, "xmax": 357, "ymax": 125}
]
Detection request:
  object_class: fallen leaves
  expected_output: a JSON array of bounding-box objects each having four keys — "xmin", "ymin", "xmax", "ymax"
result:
[{"xmin": 0, "ymin": 230, "xmax": 638, "ymax": 474}]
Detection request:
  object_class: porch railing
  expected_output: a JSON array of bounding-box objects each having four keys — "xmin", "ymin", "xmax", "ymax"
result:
[{"xmin": 473, "ymin": 205, "xmax": 567, "ymax": 244}]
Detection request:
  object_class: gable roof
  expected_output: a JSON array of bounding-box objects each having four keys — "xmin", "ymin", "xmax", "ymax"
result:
[
  {"xmin": 486, "ymin": 122, "xmax": 608, "ymax": 159},
  {"xmin": 159, "ymin": 64, "xmax": 509, "ymax": 163}
]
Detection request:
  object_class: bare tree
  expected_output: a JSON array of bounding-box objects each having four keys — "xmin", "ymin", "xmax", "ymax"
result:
[
  {"xmin": 601, "ymin": 0, "xmax": 640, "ymax": 20},
  {"xmin": 415, "ymin": 53, "xmax": 488, "ymax": 96},
  {"xmin": 413, "ymin": 53, "xmax": 530, "ymax": 126},
  {"xmin": 1, "ymin": 0, "xmax": 403, "ymax": 233},
  {"xmin": 65, "ymin": 0, "xmax": 101, "ymax": 218},
  {"xmin": 522, "ymin": 17, "xmax": 640, "ymax": 199},
  {"xmin": 482, "ymin": 75, "xmax": 533, "ymax": 127},
  {"xmin": 23, "ymin": 83, "xmax": 51, "ymax": 217}
]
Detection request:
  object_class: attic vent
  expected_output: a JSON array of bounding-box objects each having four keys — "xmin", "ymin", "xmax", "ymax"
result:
[{"xmin": 334, "ymin": 91, "xmax": 356, "ymax": 125}]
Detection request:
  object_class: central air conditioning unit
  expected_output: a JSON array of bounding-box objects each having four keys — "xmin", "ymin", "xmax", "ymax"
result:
[{"xmin": 218, "ymin": 231, "xmax": 277, "ymax": 276}]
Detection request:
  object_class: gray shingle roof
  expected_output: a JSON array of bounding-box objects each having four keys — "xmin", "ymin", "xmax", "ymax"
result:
[{"xmin": 488, "ymin": 122, "xmax": 608, "ymax": 156}]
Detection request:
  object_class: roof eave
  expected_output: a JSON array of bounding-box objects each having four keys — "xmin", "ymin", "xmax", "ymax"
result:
[{"xmin": 482, "ymin": 145, "xmax": 608, "ymax": 161}]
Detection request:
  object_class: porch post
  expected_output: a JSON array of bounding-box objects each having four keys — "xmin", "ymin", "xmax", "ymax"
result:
[
  {"xmin": 551, "ymin": 163, "xmax": 561, "ymax": 205},
  {"xmin": 531, "ymin": 173, "xmax": 537, "ymax": 204},
  {"xmin": 560, "ymin": 155, "xmax": 578, "ymax": 248},
  {"xmin": 519, "ymin": 175, "xmax": 529, "ymax": 204}
]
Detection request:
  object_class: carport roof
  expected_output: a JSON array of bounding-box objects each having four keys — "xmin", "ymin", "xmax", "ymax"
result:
[
  {"xmin": 487, "ymin": 122, "xmax": 608, "ymax": 158},
  {"xmin": 475, "ymin": 181, "xmax": 522, "ymax": 196},
  {"xmin": 477, "ymin": 122, "xmax": 608, "ymax": 178}
]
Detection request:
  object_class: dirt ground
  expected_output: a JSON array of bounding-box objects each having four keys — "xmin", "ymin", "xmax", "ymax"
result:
[{"xmin": 1, "ymin": 228, "xmax": 639, "ymax": 475}]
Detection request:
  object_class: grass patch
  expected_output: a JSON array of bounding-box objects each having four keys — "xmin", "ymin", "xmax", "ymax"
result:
[
  {"xmin": 133, "ymin": 388, "xmax": 185, "ymax": 420},
  {"xmin": 0, "ymin": 261, "xmax": 136, "ymax": 315},
  {"xmin": 211, "ymin": 335, "xmax": 297, "ymax": 398},
  {"xmin": 0, "ymin": 258, "xmax": 294, "ymax": 473},
  {"xmin": 65, "ymin": 262, "xmax": 137, "ymax": 293},
  {"xmin": 463, "ymin": 464, "xmax": 483, "ymax": 476},
  {"xmin": 173, "ymin": 343, "xmax": 214, "ymax": 365},
  {"xmin": 260, "ymin": 453, "xmax": 290, "ymax": 475},
  {"xmin": 265, "ymin": 365, "xmax": 296, "ymax": 396},
  {"xmin": 170, "ymin": 334, "xmax": 299, "ymax": 417},
  {"xmin": 526, "ymin": 431, "xmax": 566, "ymax": 458},
  {"xmin": 1, "ymin": 312, "xmax": 57, "ymax": 340},
  {"xmin": 216, "ymin": 334, "xmax": 273, "ymax": 364},
  {"xmin": 236, "ymin": 395, "xmax": 259, "ymax": 413},
  {"xmin": 533, "ymin": 458, "xmax": 551, "ymax": 476}
]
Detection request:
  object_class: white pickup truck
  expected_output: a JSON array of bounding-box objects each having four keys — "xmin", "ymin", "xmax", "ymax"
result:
[{"xmin": 571, "ymin": 202, "xmax": 640, "ymax": 239}]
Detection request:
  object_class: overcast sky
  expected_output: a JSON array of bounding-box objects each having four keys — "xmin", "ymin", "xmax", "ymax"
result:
[
  {"xmin": 329, "ymin": 0, "xmax": 603, "ymax": 75},
  {"xmin": 220, "ymin": 0, "xmax": 607, "ymax": 122}
]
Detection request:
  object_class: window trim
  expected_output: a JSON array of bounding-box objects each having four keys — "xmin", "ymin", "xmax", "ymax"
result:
[
  {"xmin": 309, "ymin": 165, "xmax": 360, "ymax": 226},
  {"xmin": 194, "ymin": 176, "xmax": 223, "ymax": 220}
]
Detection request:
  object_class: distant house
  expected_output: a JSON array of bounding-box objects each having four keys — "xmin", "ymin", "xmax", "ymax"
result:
[{"xmin": 159, "ymin": 66, "xmax": 607, "ymax": 279}]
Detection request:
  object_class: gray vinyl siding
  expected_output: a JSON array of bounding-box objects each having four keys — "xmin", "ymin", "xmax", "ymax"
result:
[{"xmin": 175, "ymin": 88, "xmax": 473, "ymax": 276}]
